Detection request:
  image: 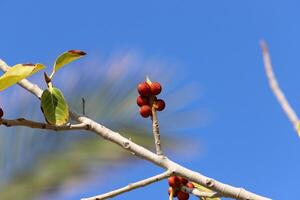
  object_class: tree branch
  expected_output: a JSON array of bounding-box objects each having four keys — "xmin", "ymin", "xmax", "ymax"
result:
[
  {"xmin": 81, "ymin": 171, "xmax": 172, "ymax": 200},
  {"xmin": 0, "ymin": 118, "xmax": 89, "ymax": 131},
  {"xmin": 260, "ymin": 41, "xmax": 299, "ymax": 135},
  {"xmin": 0, "ymin": 59, "xmax": 271, "ymax": 200}
]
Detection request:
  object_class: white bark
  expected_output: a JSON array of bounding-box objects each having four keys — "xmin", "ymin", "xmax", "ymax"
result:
[
  {"xmin": 81, "ymin": 171, "xmax": 172, "ymax": 200},
  {"xmin": 261, "ymin": 41, "xmax": 299, "ymax": 134}
]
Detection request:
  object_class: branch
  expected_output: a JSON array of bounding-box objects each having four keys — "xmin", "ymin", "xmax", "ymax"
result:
[
  {"xmin": 81, "ymin": 171, "xmax": 172, "ymax": 200},
  {"xmin": 0, "ymin": 59, "xmax": 271, "ymax": 200},
  {"xmin": 0, "ymin": 118, "xmax": 89, "ymax": 131},
  {"xmin": 151, "ymin": 104, "xmax": 163, "ymax": 155},
  {"xmin": 260, "ymin": 41, "xmax": 299, "ymax": 135}
]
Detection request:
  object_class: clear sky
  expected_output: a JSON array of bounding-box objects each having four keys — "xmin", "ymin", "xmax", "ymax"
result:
[{"xmin": 1, "ymin": 0, "xmax": 300, "ymax": 199}]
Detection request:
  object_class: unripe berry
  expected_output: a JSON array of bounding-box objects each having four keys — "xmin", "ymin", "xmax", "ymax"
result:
[
  {"xmin": 150, "ymin": 82, "xmax": 162, "ymax": 95},
  {"xmin": 155, "ymin": 99, "xmax": 165, "ymax": 111},
  {"xmin": 177, "ymin": 191, "xmax": 189, "ymax": 200},
  {"xmin": 168, "ymin": 176, "xmax": 181, "ymax": 188},
  {"xmin": 137, "ymin": 82, "xmax": 151, "ymax": 96},
  {"xmin": 139, "ymin": 105, "xmax": 152, "ymax": 118},
  {"xmin": 178, "ymin": 177, "xmax": 188, "ymax": 185},
  {"xmin": 186, "ymin": 182, "xmax": 194, "ymax": 189},
  {"xmin": 0, "ymin": 108, "xmax": 3, "ymax": 118},
  {"xmin": 168, "ymin": 187, "xmax": 178, "ymax": 197},
  {"xmin": 137, "ymin": 96, "xmax": 149, "ymax": 107}
]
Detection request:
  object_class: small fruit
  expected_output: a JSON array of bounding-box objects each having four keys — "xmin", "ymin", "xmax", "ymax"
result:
[
  {"xmin": 168, "ymin": 176, "xmax": 181, "ymax": 188},
  {"xmin": 137, "ymin": 96, "xmax": 149, "ymax": 107},
  {"xmin": 168, "ymin": 187, "xmax": 178, "ymax": 197},
  {"xmin": 139, "ymin": 105, "xmax": 152, "ymax": 118},
  {"xmin": 178, "ymin": 177, "xmax": 188, "ymax": 185},
  {"xmin": 150, "ymin": 82, "xmax": 162, "ymax": 95},
  {"xmin": 186, "ymin": 182, "xmax": 194, "ymax": 189},
  {"xmin": 0, "ymin": 108, "xmax": 3, "ymax": 118},
  {"xmin": 155, "ymin": 99, "xmax": 165, "ymax": 111},
  {"xmin": 137, "ymin": 82, "xmax": 151, "ymax": 96},
  {"xmin": 177, "ymin": 191, "xmax": 189, "ymax": 200}
]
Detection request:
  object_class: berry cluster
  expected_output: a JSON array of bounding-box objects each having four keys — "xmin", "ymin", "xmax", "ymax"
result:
[
  {"xmin": 137, "ymin": 81, "xmax": 165, "ymax": 118},
  {"xmin": 168, "ymin": 176, "xmax": 194, "ymax": 200}
]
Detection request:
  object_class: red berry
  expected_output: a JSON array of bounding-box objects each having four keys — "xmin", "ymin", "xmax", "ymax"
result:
[
  {"xmin": 0, "ymin": 108, "xmax": 3, "ymax": 118},
  {"xmin": 178, "ymin": 177, "xmax": 188, "ymax": 185},
  {"xmin": 168, "ymin": 176, "xmax": 181, "ymax": 188},
  {"xmin": 168, "ymin": 187, "xmax": 178, "ymax": 197},
  {"xmin": 150, "ymin": 82, "xmax": 162, "ymax": 95},
  {"xmin": 137, "ymin": 96, "xmax": 149, "ymax": 107},
  {"xmin": 137, "ymin": 82, "xmax": 151, "ymax": 96},
  {"xmin": 155, "ymin": 99, "xmax": 165, "ymax": 111},
  {"xmin": 139, "ymin": 105, "xmax": 152, "ymax": 118},
  {"xmin": 186, "ymin": 182, "xmax": 194, "ymax": 189},
  {"xmin": 177, "ymin": 191, "xmax": 189, "ymax": 200}
]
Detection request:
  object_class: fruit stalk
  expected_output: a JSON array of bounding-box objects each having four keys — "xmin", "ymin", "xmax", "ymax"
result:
[{"xmin": 151, "ymin": 97, "xmax": 163, "ymax": 156}]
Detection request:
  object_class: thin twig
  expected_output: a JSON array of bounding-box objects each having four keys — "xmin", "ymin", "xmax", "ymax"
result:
[
  {"xmin": 0, "ymin": 118, "xmax": 89, "ymax": 131},
  {"xmin": 260, "ymin": 41, "xmax": 299, "ymax": 134},
  {"xmin": 81, "ymin": 171, "xmax": 172, "ymax": 200},
  {"xmin": 151, "ymin": 104, "xmax": 163, "ymax": 155},
  {"xmin": 82, "ymin": 97, "xmax": 86, "ymax": 115},
  {"xmin": 0, "ymin": 59, "xmax": 271, "ymax": 200}
]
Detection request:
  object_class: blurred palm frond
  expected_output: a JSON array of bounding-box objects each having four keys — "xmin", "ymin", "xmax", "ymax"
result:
[{"xmin": 0, "ymin": 50, "xmax": 203, "ymax": 199}]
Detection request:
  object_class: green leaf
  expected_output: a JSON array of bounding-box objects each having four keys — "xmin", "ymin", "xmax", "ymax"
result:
[
  {"xmin": 52, "ymin": 50, "xmax": 86, "ymax": 75},
  {"xmin": 40, "ymin": 87, "xmax": 69, "ymax": 126},
  {"xmin": 193, "ymin": 183, "xmax": 221, "ymax": 200},
  {"xmin": 0, "ymin": 63, "xmax": 45, "ymax": 91},
  {"xmin": 296, "ymin": 122, "xmax": 300, "ymax": 137}
]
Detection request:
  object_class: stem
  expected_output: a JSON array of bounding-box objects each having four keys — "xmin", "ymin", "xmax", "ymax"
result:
[
  {"xmin": 151, "ymin": 104, "xmax": 163, "ymax": 155},
  {"xmin": 0, "ymin": 118, "xmax": 89, "ymax": 131},
  {"xmin": 260, "ymin": 40, "xmax": 299, "ymax": 134}
]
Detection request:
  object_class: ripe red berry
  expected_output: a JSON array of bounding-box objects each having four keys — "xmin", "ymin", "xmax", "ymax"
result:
[
  {"xmin": 168, "ymin": 176, "xmax": 181, "ymax": 188},
  {"xmin": 168, "ymin": 187, "xmax": 178, "ymax": 197},
  {"xmin": 150, "ymin": 82, "xmax": 162, "ymax": 95},
  {"xmin": 139, "ymin": 105, "xmax": 152, "ymax": 118},
  {"xmin": 137, "ymin": 82, "xmax": 151, "ymax": 96},
  {"xmin": 0, "ymin": 108, "xmax": 3, "ymax": 118},
  {"xmin": 137, "ymin": 96, "xmax": 149, "ymax": 107},
  {"xmin": 178, "ymin": 177, "xmax": 188, "ymax": 185},
  {"xmin": 186, "ymin": 182, "xmax": 194, "ymax": 189},
  {"xmin": 177, "ymin": 191, "xmax": 189, "ymax": 200},
  {"xmin": 155, "ymin": 99, "xmax": 165, "ymax": 111}
]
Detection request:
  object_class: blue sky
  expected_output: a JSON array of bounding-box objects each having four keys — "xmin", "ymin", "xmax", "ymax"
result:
[{"xmin": 1, "ymin": 0, "xmax": 300, "ymax": 199}]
